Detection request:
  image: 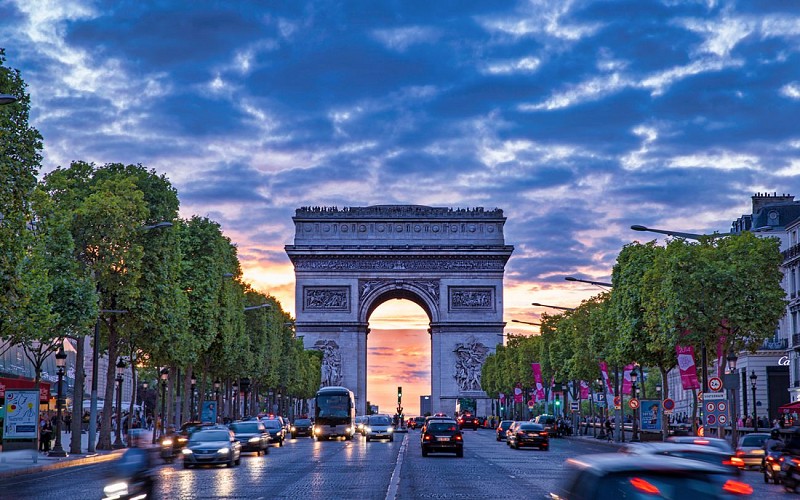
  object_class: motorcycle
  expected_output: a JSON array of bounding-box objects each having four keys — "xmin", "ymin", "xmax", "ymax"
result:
[
  {"xmin": 102, "ymin": 477, "xmax": 154, "ymax": 500},
  {"xmin": 159, "ymin": 433, "xmax": 186, "ymax": 463},
  {"xmin": 762, "ymin": 447, "xmax": 784, "ymax": 484},
  {"xmin": 103, "ymin": 446, "xmax": 155, "ymax": 499},
  {"xmin": 780, "ymin": 452, "xmax": 800, "ymax": 492}
]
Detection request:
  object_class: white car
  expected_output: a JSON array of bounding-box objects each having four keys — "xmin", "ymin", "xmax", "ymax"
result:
[{"xmin": 365, "ymin": 414, "xmax": 395, "ymax": 442}]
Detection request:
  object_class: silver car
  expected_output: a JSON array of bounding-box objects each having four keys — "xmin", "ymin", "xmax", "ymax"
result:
[
  {"xmin": 182, "ymin": 427, "xmax": 242, "ymax": 468},
  {"xmin": 365, "ymin": 414, "xmax": 395, "ymax": 442}
]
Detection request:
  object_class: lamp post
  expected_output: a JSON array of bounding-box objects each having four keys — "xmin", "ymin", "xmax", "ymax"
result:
[
  {"xmin": 241, "ymin": 378, "xmax": 251, "ymax": 417},
  {"xmin": 232, "ymin": 380, "xmax": 239, "ymax": 421},
  {"xmin": 0, "ymin": 94, "xmax": 16, "ymax": 105},
  {"xmin": 631, "ymin": 367, "xmax": 640, "ymax": 442},
  {"xmin": 531, "ymin": 302, "xmax": 575, "ymax": 311},
  {"xmin": 595, "ymin": 378, "xmax": 606, "ymax": 439},
  {"xmin": 113, "ymin": 358, "xmax": 126, "ymax": 449},
  {"xmin": 49, "ymin": 347, "xmax": 68, "ymax": 457},
  {"xmin": 727, "ymin": 352, "xmax": 739, "ymax": 446},
  {"xmin": 751, "ymin": 371, "xmax": 758, "ymax": 432},
  {"xmin": 142, "ymin": 381, "xmax": 148, "ymax": 429},
  {"xmin": 655, "ymin": 383, "xmax": 664, "ymax": 441},
  {"xmin": 214, "ymin": 379, "xmax": 221, "ymax": 423},
  {"xmin": 159, "ymin": 368, "xmax": 169, "ymax": 439},
  {"xmin": 564, "ymin": 276, "xmax": 613, "ymax": 288},
  {"xmin": 190, "ymin": 373, "xmax": 197, "ymax": 421},
  {"xmin": 510, "ymin": 320, "xmax": 541, "ymax": 326}
]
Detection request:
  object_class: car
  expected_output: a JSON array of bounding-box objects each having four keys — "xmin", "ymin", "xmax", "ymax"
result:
[
  {"xmin": 291, "ymin": 418, "xmax": 313, "ymax": 438},
  {"xmin": 177, "ymin": 421, "xmax": 214, "ymax": 449},
  {"xmin": 421, "ymin": 419, "xmax": 463, "ymax": 457},
  {"xmin": 550, "ymin": 453, "xmax": 753, "ymax": 498},
  {"xmin": 621, "ymin": 442, "xmax": 742, "ymax": 475},
  {"xmin": 457, "ymin": 413, "xmax": 480, "ymax": 431},
  {"xmin": 410, "ymin": 416, "xmax": 426, "ymax": 430},
  {"xmin": 505, "ymin": 421, "xmax": 522, "ymax": 445},
  {"xmin": 262, "ymin": 418, "xmax": 286, "ymax": 446},
  {"xmin": 228, "ymin": 420, "xmax": 270, "ymax": 455},
  {"xmin": 181, "ymin": 427, "xmax": 242, "ymax": 468},
  {"xmin": 735, "ymin": 432, "xmax": 770, "ymax": 468},
  {"xmin": 532, "ymin": 414, "xmax": 557, "ymax": 435},
  {"xmin": 496, "ymin": 420, "xmax": 514, "ymax": 441},
  {"xmin": 507, "ymin": 422, "xmax": 549, "ymax": 450},
  {"xmin": 365, "ymin": 414, "xmax": 395, "ymax": 442},
  {"xmin": 421, "ymin": 415, "xmax": 453, "ymax": 434},
  {"xmin": 666, "ymin": 436, "xmax": 734, "ymax": 454}
]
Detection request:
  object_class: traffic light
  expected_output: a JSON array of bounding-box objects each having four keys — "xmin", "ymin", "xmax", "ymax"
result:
[
  {"xmin": 397, "ymin": 386, "xmax": 402, "ymax": 402},
  {"xmin": 555, "ymin": 396, "xmax": 561, "ymax": 407}
]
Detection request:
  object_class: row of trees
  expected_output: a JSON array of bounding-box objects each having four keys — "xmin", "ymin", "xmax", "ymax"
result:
[
  {"xmin": 0, "ymin": 50, "xmax": 321, "ymax": 452},
  {"xmin": 483, "ymin": 233, "xmax": 787, "ymax": 428}
]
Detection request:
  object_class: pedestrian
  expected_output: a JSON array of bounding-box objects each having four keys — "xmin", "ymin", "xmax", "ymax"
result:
[
  {"xmin": 64, "ymin": 413, "xmax": 71, "ymax": 433},
  {"xmin": 41, "ymin": 420, "xmax": 53, "ymax": 452},
  {"xmin": 604, "ymin": 417, "xmax": 613, "ymax": 442}
]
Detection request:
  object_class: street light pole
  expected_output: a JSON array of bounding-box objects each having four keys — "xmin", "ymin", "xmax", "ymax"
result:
[
  {"xmin": 190, "ymin": 373, "xmax": 197, "ymax": 421},
  {"xmin": 727, "ymin": 352, "xmax": 739, "ymax": 446},
  {"xmin": 49, "ymin": 347, "xmax": 68, "ymax": 457},
  {"xmin": 113, "ymin": 358, "xmax": 126, "ymax": 449},
  {"xmin": 214, "ymin": 379, "xmax": 221, "ymax": 423},
  {"xmin": 159, "ymin": 368, "xmax": 169, "ymax": 439},
  {"xmin": 564, "ymin": 276, "xmax": 612, "ymax": 288},
  {"xmin": 631, "ymin": 368, "xmax": 640, "ymax": 442},
  {"xmin": 531, "ymin": 302, "xmax": 575, "ymax": 311},
  {"xmin": 0, "ymin": 94, "xmax": 17, "ymax": 105},
  {"xmin": 751, "ymin": 371, "xmax": 758, "ymax": 432}
]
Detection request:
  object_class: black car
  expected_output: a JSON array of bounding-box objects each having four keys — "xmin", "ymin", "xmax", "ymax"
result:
[
  {"xmin": 421, "ymin": 419, "xmax": 463, "ymax": 457},
  {"xmin": 410, "ymin": 416, "xmax": 426, "ymax": 430},
  {"xmin": 621, "ymin": 442, "xmax": 741, "ymax": 476},
  {"xmin": 229, "ymin": 421, "xmax": 270, "ymax": 455},
  {"xmin": 496, "ymin": 420, "xmax": 513, "ymax": 441},
  {"xmin": 551, "ymin": 453, "xmax": 753, "ymax": 498},
  {"xmin": 262, "ymin": 418, "xmax": 285, "ymax": 446},
  {"xmin": 507, "ymin": 422, "xmax": 549, "ymax": 450},
  {"xmin": 291, "ymin": 418, "xmax": 313, "ymax": 438},
  {"xmin": 457, "ymin": 413, "xmax": 480, "ymax": 431}
]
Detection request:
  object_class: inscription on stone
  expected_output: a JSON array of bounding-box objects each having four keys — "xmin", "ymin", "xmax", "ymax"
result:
[
  {"xmin": 303, "ymin": 287, "xmax": 350, "ymax": 311},
  {"xmin": 449, "ymin": 287, "xmax": 494, "ymax": 311}
]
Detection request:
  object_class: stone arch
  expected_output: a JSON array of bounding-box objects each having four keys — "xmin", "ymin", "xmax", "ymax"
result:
[{"xmin": 285, "ymin": 205, "xmax": 513, "ymax": 416}]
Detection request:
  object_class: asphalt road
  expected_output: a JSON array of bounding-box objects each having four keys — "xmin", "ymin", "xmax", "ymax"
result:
[{"xmin": 1, "ymin": 430, "xmax": 788, "ymax": 499}]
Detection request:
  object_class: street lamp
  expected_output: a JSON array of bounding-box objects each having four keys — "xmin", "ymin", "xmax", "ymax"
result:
[
  {"xmin": 750, "ymin": 371, "xmax": 758, "ymax": 431},
  {"xmin": 0, "ymin": 94, "xmax": 16, "ymax": 105},
  {"xmin": 240, "ymin": 378, "xmax": 251, "ymax": 417},
  {"xmin": 113, "ymin": 358, "xmax": 126, "ymax": 449},
  {"xmin": 49, "ymin": 347, "xmax": 68, "ymax": 457},
  {"xmin": 727, "ymin": 351, "xmax": 739, "ymax": 444},
  {"xmin": 531, "ymin": 302, "xmax": 575, "ymax": 311},
  {"xmin": 232, "ymin": 380, "xmax": 239, "ymax": 421},
  {"xmin": 159, "ymin": 368, "xmax": 169, "ymax": 439},
  {"xmin": 595, "ymin": 378, "xmax": 606, "ymax": 439},
  {"xmin": 511, "ymin": 320, "xmax": 541, "ymax": 326},
  {"xmin": 630, "ymin": 367, "xmax": 640, "ymax": 442},
  {"xmin": 142, "ymin": 381, "xmax": 149, "ymax": 429},
  {"xmin": 214, "ymin": 379, "xmax": 221, "ymax": 423},
  {"xmin": 190, "ymin": 373, "xmax": 197, "ymax": 420},
  {"xmin": 564, "ymin": 276, "xmax": 613, "ymax": 288}
]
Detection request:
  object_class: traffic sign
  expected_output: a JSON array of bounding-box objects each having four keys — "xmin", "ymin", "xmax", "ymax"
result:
[
  {"xmin": 697, "ymin": 391, "xmax": 703, "ymax": 402},
  {"xmin": 706, "ymin": 414, "xmax": 716, "ymax": 425},
  {"xmin": 706, "ymin": 402, "xmax": 715, "ymax": 413},
  {"xmin": 629, "ymin": 398, "xmax": 640, "ymax": 410},
  {"xmin": 708, "ymin": 377, "xmax": 723, "ymax": 392},
  {"xmin": 663, "ymin": 398, "xmax": 675, "ymax": 411},
  {"xmin": 702, "ymin": 392, "xmax": 725, "ymax": 401},
  {"xmin": 570, "ymin": 402, "xmax": 579, "ymax": 411},
  {"xmin": 613, "ymin": 396, "xmax": 621, "ymax": 406}
]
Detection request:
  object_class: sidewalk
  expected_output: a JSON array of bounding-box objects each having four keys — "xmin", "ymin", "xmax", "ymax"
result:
[{"xmin": 0, "ymin": 429, "xmax": 151, "ymax": 478}]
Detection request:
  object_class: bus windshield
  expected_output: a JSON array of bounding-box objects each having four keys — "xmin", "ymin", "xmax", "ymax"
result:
[{"xmin": 316, "ymin": 395, "xmax": 350, "ymax": 418}]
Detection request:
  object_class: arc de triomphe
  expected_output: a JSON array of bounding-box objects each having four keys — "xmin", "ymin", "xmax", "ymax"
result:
[{"xmin": 285, "ymin": 205, "xmax": 513, "ymax": 416}]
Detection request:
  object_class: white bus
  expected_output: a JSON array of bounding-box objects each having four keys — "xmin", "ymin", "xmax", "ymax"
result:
[{"xmin": 313, "ymin": 386, "xmax": 356, "ymax": 440}]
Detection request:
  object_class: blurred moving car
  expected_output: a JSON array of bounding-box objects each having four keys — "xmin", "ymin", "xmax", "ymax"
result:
[
  {"xmin": 410, "ymin": 416, "xmax": 426, "ymax": 430},
  {"xmin": 421, "ymin": 419, "xmax": 463, "ymax": 457},
  {"xmin": 496, "ymin": 420, "xmax": 514, "ymax": 441},
  {"xmin": 291, "ymin": 418, "xmax": 313, "ymax": 438},
  {"xmin": 666, "ymin": 436, "xmax": 734, "ymax": 454},
  {"xmin": 182, "ymin": 427, "xmax": 242, "ymax": 468},
  {"xmin": 621, "ymin": 442, "xmax": 742, "ymax": 475},
  {"xmin": 262, "ymin": 418, "xmax": 286, "ymax": 446},
  {"xmin": 735, "ymin": 432, "xmax": 769, "ymax": 468},
  {"xmin": 365, "ymin": 414, "xmax": 395, "ymax": 442},
  {"xmin": 505, "ymin": 421, "xmax": 522, "ymax": 445},
  {"xmin": 457, "ymin": 413, "xmax": 480, "ymax": 431},
  {"xmin": 533, "ymin": 414, "xmax": 557, "ymax": 435},
  {"xmin": 549, "ymin": 453, "xmax": 753, "ymax": 499},
  {"xmin": 355, "ymin": 415, "xmax": 368, "ymax": 435},
  {"xmin": 507, "ymin": 422, "xmax": 549, "ymax": 450},
  {"xmin": 229, "ymin": 421, "xmax": 270, "ymax": 455}
]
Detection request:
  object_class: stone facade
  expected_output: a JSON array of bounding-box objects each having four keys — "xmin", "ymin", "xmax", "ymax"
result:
[{"xmin": 285, "ymin": 205, "xmax": 513, "ymax": 416}]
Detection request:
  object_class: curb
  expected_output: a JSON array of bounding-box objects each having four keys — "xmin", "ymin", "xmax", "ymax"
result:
[{"xmin": 0, "ymin": 450, "xmax": 124, "ymax": 479}]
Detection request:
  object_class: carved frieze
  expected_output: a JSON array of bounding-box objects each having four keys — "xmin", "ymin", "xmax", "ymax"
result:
[
  {"xmin": 313, "ymin": 339, "xmax": 343, "ymax": 387},
  {"xmin": 358, "ymin": 278, "xmax": 440, "ymax": 305},
  {"xmin": 303, "ymin": 286, "xmax": 350, "ymax": 312},
  {"xmin": 449, "ymin": 287, "xmax": 495, "ymax": 311},
  {"xmin": 453, "ymin": 336, "xmax": 490, "ymax": 392},
  {"xmin": 295, "ymin": 206, "xmax": 504, "ymax": 218},
  {"xmin": 295, "ymin": 257, "xmax": 507, "ymax": 272}
]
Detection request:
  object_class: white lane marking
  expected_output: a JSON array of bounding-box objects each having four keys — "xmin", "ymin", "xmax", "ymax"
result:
[{"xmin": 385, "ymin": 434, "xmax": 408, "ymax": 500}]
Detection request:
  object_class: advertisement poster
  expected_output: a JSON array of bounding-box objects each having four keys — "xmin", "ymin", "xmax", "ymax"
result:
[
  {"xmin": 640, "ymin": 399, "xmax": 662, "ymax": 431},
  {"xmin": 3, "ymin": 390, "xmax": 39, "ymax": 439},
  {"xmin": 201, "ymin": 400, "xmax": 218, "ymax": 423},
  {"xmin": 531, "ymin": 363, "xmax": 545, "ymax": 400},
  {"xmin": 676, "ymin": 345, "xmax": 701, "ymax": 390}
]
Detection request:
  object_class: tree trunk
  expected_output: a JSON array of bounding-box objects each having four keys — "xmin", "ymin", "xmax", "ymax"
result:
[
  {"xmin": 127, "ymin": 361, "xmax": 137, "ymax": 439},
  {"xmin": 181, "ymin": 365, "xmax": 191, "ymax": 423},
  {"xmin": 659, "ymin": 366, "xmax": 669, "ymax": 441},
  {"xmin": 70, "ymin": 336, "xmax": 86, "ymax": 453},
  {"xmin": 96, "ymin": 329, "xmax": 119, "ymax": 450}
]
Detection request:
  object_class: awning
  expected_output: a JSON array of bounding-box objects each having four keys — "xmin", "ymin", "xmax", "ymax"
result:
[{"xmin": 779, "ymin": 401, "xmax": 800, "ymax": 413}]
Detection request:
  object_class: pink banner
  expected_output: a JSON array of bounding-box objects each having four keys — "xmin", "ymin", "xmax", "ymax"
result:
[
  {"xmin": 499, "ymin": 392, "xmax": 505, "ymax": 403},
  {"xmin": 580, "ymin": 380, "xmax": 589, "ymax": 399},
  {"xmin": 622, "ymin": 364, "xmax": 635, "ymax": 395},
  {"xmin": 531, "ymin": 363, "xmax": 545, "ymax": 400},
  {"xmin": 513, "ymin": 384, "xmax": 523, "ymax": 403},
  {"xmin": 598, "ymin": 361, "xmax": 614, "ymax": 395},
  {"xmin": 717, "ymin": 335, "xmax": 727, "ymax": 378},
  {"xmin": 676, "ymin": 345, "xmax": 701, "ymax": 390}
]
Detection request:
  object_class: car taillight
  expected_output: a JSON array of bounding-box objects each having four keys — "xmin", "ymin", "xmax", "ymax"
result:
[
  {"xmin": 540, "ymin": 432, "xmax": 548, "ymax": 437},
  {"xmin": 722, "ymin": 480, "xmax": 753, "ymax": 495},
  {"xmin": 735, "ymin": 450, "xmax": 745, "ymax": 457},
  {"xmin": 726, "ymin": 457, "xmax": 745, "ymax": 467},
  {"xmin": 423, "ymin": 434, "xmax": 432, "ymax": 441},
  {"xmin": 629, "ymin": 477, "xmax": 660, "ymax": 494},
  {"xmin": 517, "ymin": 431, "xmax": 525, "ymax": 436},
  {"xmin": 454, "ymin": 435, "xmax": 462, "ymax": 441}
]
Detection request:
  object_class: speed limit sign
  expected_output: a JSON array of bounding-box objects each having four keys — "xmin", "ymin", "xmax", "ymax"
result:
[{"xmin": 708, "ymin": 377, "xmax": 723, "ymax": 392}]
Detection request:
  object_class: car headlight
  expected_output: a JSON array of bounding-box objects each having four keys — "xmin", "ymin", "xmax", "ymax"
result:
[
  {"xmin": 364, "ymin": 427, "xmax": 371, "ymax": 433},
  {"xmin": 346, "ymin": 427, "xmax": 352, "ymax": 433},
  {"xmin": 181, "ymin": 448, "xmax": 193, "ymax": 455},
  {"xmin": 218, "ymin": 447, "xmax": 230, "ymax": 454},
  {"xmin": 162, "ymin": 439, "xmax": 173, "ymax": 446},
  {"xmin": 177, "ymin": 437, "xmax": 187, "ymax": 443},
  {"xmin": 249, "ymin": 437, "xmax": 261, "ymax": 443},
  {"xmin": 291, "ymin": 426, "xmax": 296, "ymax": 432},
  {"xmin": 388, "ymin": 427, "xmax": 394, "ymax": 433},
  {"xmin": 314, "ymin": 427, "xmax": 321, "ymax": 435}
]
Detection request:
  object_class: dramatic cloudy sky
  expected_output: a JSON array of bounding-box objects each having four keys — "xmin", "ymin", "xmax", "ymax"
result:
[{"xmin": 3, "ymin": 0, "xmax": 800, "ymax": 414}]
